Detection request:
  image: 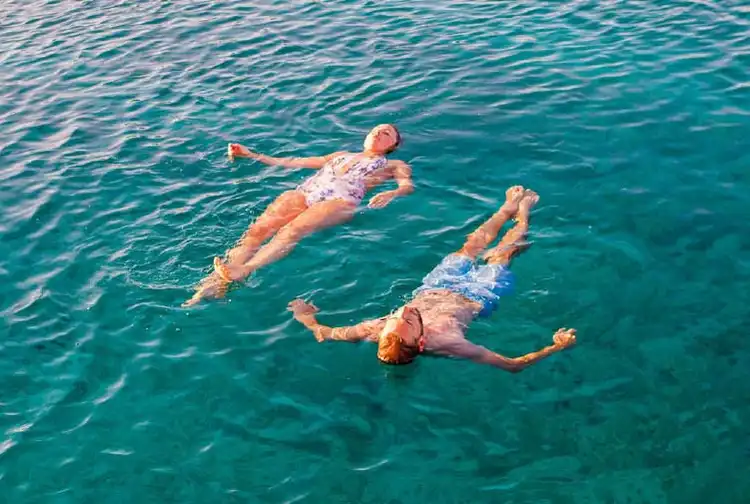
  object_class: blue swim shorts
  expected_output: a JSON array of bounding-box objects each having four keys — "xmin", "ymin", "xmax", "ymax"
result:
[{"xmin": 413, "ymin": 254, "xmax": 514, "ymax": 317}]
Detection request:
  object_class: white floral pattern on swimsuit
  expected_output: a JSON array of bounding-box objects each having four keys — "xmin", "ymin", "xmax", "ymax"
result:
[{"xmin": 298, "ymin": 153, "xmax": 387, "ymax": 206}]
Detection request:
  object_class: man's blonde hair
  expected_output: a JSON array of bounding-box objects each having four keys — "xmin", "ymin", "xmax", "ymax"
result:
[{"xmin": 376, "ymin": 331, "xmax": 419, "ymax": 365}]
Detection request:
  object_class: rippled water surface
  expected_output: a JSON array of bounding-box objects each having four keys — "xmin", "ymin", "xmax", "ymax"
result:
[{"xmin": 2, "ymin": 0, "xmax": 750, "ymax": 502}]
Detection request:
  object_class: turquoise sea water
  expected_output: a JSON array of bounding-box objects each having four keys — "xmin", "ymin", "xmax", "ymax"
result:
[{"xmin": 1, "ymin": 0, "xmax": 749, "ymax": 502}]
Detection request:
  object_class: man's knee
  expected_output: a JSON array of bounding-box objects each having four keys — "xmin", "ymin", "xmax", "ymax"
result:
[
  {"xmin": 485, "ymin": 252, "xmax": 511, "ymax": 265},
  {"xmin": 460, "ymin": 233, "xmax": 485, "ymax": 258}
]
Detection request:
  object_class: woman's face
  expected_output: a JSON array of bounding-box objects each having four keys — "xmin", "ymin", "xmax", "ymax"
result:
[{"xmin": 364, "ymin": 124, "xmax": 399, "ymax": 153}]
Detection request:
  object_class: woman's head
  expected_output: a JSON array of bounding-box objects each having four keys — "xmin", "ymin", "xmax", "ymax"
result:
[
  {"xmin": 364, "ymin": 124, "xmax": 401, "ymax": 155},
  {"xmin": 376, "ymin": 305, "xmax": 425, "ymax": 365}
]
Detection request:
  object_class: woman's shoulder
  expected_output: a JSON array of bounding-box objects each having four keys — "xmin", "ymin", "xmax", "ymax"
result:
[{"xmin": 327, "ymin": 151, "xmax": 353, "ymax": 163}]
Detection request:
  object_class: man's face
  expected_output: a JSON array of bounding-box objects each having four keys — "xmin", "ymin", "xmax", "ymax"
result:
[{"xmin": 376, "ymin": 306, "xmax": 425, "ymax": 364}]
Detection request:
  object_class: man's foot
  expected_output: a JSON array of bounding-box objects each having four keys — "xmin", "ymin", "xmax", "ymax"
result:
[
  {"xmin": 213, "ymin": 257, "xmax": 249, "ymax": 282},
  {"xmin": 500, "ymin": 185, "xmax": 525, "ymax": 215},
  {"xmin": 482, "ymin": 188, "xmax": 539, "ymax": 264},
  {"xmin": 227, "ymin": 143, "xmax": 252, "ymax": 161},
  {"xmin": 516, "ymin": 189, "xmax": 539, "ymax": 222}
]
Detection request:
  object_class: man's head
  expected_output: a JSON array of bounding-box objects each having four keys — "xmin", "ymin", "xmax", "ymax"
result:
[
  {"xmin": 376, "ymin": 305, "xmax": 425, "ymax": 365},
  {"xmin": 364, "ymin": 124, "xmax": 401, "ymax": 155}
]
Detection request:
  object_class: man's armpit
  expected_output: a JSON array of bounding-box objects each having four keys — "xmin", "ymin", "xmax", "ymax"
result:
[
  {"xmin": 356, "ymin": 318, "xmax": 386, "ymax": 342},
  {"xmin": 327, "ymin": 319, "xmax": 383, "ymax": 342},
  {"xmin": 436, "ymin": 338, "xmax": 489, "ymax": 360}
]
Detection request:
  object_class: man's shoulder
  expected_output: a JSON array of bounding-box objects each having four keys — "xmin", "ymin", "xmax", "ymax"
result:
[{"xmin": 427, "ymin": 335, "xmax": 484, "ymax": 360}]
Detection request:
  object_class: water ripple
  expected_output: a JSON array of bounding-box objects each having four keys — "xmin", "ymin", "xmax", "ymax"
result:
[{"xmin": 1, "ymin": 0, "xmax": 749, "ymax": 501}]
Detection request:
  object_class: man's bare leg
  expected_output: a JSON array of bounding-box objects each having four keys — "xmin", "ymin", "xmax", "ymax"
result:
[
  {"xmin": 484, "ymin": 189, "xmax": 539, "ymax": 266},
  {"xmin": 457, "ymin": 185, "xmax": 525, "ymax": 259}
]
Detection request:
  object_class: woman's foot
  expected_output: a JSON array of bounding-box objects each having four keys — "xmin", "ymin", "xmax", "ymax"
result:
[
  {"xmin": 213, "ymin": 257, "xmax": 249, "ymax": 282},
  {"xmin": 182, "ymin": 276, "xmax": 228, "ymax": 307}
]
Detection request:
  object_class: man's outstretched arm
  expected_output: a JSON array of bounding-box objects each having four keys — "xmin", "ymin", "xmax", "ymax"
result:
[
  {"xmin": 446, "ymin": 328, "xmax": 577, "ymax": 373},
  {"xmin": 288, "ymin": 299, "xmax": 385, "ymax": 343}
]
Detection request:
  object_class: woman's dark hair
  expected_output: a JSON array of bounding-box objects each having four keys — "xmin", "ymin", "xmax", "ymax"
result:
[{"xmin": 385, "ymin": 125, "xmax": 402, "ymax": 154}]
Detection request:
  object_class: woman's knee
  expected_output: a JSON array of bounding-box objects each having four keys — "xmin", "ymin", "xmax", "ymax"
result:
[
  {"xmin": 276, "ymin": 222, "xmax": 306, "ymax": 242},
  {"xmin": 242, "ymin": 221, "xmax": 274, "ymax": 243}
]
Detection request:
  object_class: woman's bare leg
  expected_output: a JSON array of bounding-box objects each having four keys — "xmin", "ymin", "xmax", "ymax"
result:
[
  {"xmin": 182, "ymin": 191, "xmax": 308, "ymax": 306},
  {"xmin": 226, "ymin": 191, "xmax": 308, "ymax": 263},
  {"xmin": 213, "ymin": 199, "xmax": 357, "ymax": 282}
]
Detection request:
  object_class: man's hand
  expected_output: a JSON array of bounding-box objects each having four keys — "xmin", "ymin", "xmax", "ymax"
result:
[
  {"xmin": 288, "ymin": 299, "xmax": 319, "ymax": 319},
  {"xmin": 288, "ymin": 299, "xmax": 331, "ymax": 342},
  {"xmin": 368, "ymin": 191, "xmax": 396, "ymax": 209},
  {"xmin": 553, "ymin": 328, "xmax": 577, "ymax": 350}
]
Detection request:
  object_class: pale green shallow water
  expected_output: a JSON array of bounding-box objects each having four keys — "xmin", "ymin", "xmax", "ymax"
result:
[{"xmin": 1, "ymin": 1, "xmax": 749, "ymax": 502}]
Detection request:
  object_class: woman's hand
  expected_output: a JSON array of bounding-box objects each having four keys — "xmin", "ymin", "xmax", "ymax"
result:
[
  {"xmin": 227, "ymin": 143, "xmax": 258, "ymax": 161},
  {"xmin": 368, "ymin": 191, "xmax": 397, "ymax": 209}
]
